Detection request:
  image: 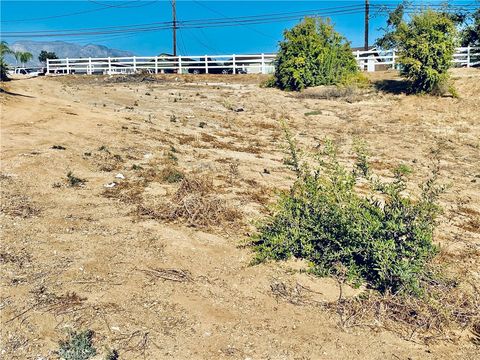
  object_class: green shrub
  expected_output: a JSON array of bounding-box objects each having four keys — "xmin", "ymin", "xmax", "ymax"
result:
[
  {"xmin": 58, "ymin": 330, "xmax": 97, "ymax": 360},
  {"xmin": 377, "ymin": 8, "xmax": 456, "ymax": 94},
  {"xmin": 272, "ymin": 17, "xmax": 359, "ymax": 91},
  {"xmin": 251, "ymin": 126, "xmax": 443, "ymax": 295}
]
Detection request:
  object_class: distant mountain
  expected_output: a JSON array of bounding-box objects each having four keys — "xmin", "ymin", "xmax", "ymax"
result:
[{"xmin": 5, "ymin": 40, "xmax": 135, "ymax": 66}]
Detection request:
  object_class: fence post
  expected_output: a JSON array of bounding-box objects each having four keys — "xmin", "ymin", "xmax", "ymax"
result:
[
  {"xmin": 392, "ymin": 50, "xmax": 396, "ymax": 70},
  {"xmin": 356, "ymin": 50, "xmax": 360, "ymax": 70},
  {"xmin": 261, "ymin": 53, "xmax": 265, "ymax": 74},
  {"xmin": 66, "ymin": 58, "xmax": 70, "ymax": 74},
  {"xmin": 233, "ymin": 54, "xmax": 236, "ymax": 74},
  {"xmin": 108, "ymin": 57, "xmax": 111, "ymax": 74},
  {"xmin": 88, "ymin": 57, "xmax": 92, "ymax": 75},
  {"xmin": 205, "ymin": 55, "xmax": 209, "ymax": 74},
  {"xmin": 178, "ymin": 56, "xmax": 182, "ymax": 74},
  {"xmin": 467, "ymin": 45, "xmax": 471, "ymax": 68},
  {"xmin": 46, "ymin": 59, "xmax": 50, "ymax": 74},
  {"xmin": 155, "ymin": 56, "xmax": 158, "ymax": 74},
  {"xmin": 133, "ymin": 56, "xmax": 137, "ymax": 73}
]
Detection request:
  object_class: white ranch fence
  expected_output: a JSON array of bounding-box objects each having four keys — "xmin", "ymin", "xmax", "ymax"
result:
[{"xmin": 47, "ymin": 47, "xmax": 480, "ymax": 75}]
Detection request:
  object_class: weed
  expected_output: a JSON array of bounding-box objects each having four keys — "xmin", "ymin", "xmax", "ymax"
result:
[
  {"xmin": 66, "ymin": 172, "xmax": 86, "ymax": 187},
  {"xmin": 160, "ymin": 165, "xmax": 185, "ymax": 183},
  {"xmin": 251, "ymin": 125, "xmax": 444, "ymax": 295},
  {"xmin": 98, "ymin": 145, "xmax": 110, "ymax": 153},
  {"xmin": 103, "ymin": 180, "xmax": 144, "ymax": 204},
  {"xmin": 57, "ymin": 330, "xmax": 96, "ymax": 360},
  {"xmin": 170, "ymin": 114, "xmax": 177, "ymax": 123},
  {"xmin": 104, "ymin": 348, "xmax": 119, "ymax": 360},
  {"xmin": 199, "ymin": 121, "xmax": 207, "ymax": 128},
  {"xmin": 304, "ymin": 110, "xmax": 322, "ymax": 116},
  {"xmin": 138, "ymin": 175, "xmax": 241, "ymax": 228},
  {"xmin": 51, "ymin": 145, "xmax": 66, "ymax": 150}
]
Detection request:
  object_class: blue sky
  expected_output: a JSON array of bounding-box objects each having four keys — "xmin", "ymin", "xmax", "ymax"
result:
[{"xmin": 0, "ymin": 1, "xmax": 477, "ymax": 55}]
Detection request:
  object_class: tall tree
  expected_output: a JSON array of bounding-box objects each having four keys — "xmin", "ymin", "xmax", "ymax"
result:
[
  {"xmin": 19, "ymin": 52, "xmax": 33, "ymax": 67},
  {"xmin": 38, "ymin": 50, "xmax": 58, "ymax": 65},
  {"xmin": 461, "ymin": 8, "xmax": 480, "ymax": 46},
  {"xmin": 0, "ymin": 41, "xmax": 13, "ymax": 81}
]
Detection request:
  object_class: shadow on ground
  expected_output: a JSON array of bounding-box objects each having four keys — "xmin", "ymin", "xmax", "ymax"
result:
[
  {"xmin": 0, "ymin": 88, "xmax": 34, "ymax": 98},
  {"xmin": 373, "ymin": 79, "xmax": 410, "ymax": 95}
]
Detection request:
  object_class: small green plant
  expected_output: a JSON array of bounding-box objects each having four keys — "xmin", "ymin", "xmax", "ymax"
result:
[
  {"xmin": 104, "ymin": 348, "xmax": 119, "ymax": 360},
  {"xmin": 161, "ymin": 165, "xmax": 184, "ymax": 183},
  {"xmin": 251, "ymin": 125, "xmax": 444, "ymax": 295},
  {"xmin": 304, "ymin": 110, "xmax": 322, "ymax": 117},
  {"xmin": 66, "ymin": 172, "xmax": 86, "ymax": 187},
  {"xmin": 57, "ymin": 330, "xmax": 97, "ymax": 360},
  {"xmin": 272, "ymin": 17, "xmax": 359, "ymax": 91}
]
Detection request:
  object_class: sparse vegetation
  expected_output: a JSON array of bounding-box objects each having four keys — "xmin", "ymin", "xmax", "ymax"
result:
[
  {"xmin": 271, "ymin": 17, "xmax": 359, "ymax": 91},
  {"xmin": 66, "ymin": 171, "xmax": 87, "ymax": 187},
  {"xmin": 57, "ymin": 330, "xmax": 97, "ymax": 360},
  {"xmin": 251, "ymin": 126, "xmax": 444, "ymax": 295},
  {"xmin": 138, "ymin": 174, "xmax": 241, "ymax": 228}
]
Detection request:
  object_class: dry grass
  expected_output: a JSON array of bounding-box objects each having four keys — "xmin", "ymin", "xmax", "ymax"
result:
[
  {"xmin": 137, "ymin": 175, "xmax": 241, "ymax": 228},
  {"xmin": 326, "ymin": 280, "xmax": 480, "ymax": 343},
  {"xmin": 0, "ymin": 177, "xmax": 40, "ymax": 218},
  {"xmin": 86, "ymin": 147, "xmax": 124, "ymax": 172},
  {"xmin": 102, "ymin": 180, "xmax": 145, "ymax": 204},
  {"xmin": 297, "ymin": 85, "xmax": 372, "ymax": 102}
]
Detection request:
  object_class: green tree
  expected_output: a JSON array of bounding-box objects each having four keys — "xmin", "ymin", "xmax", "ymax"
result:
[
  {"xmin": 13, "ymin": 51, "xmax": 22, "ymax": 65},
  {"xmin": 38, "ymin": 50, "xmax": 58, "ymax": 64},
  {"xmin": 377, "ymin": 7, "xmax": 457, "ymax": 94},
  {"xmin": 460, "ymin": 8, "xmax": 480, "ymax": 46},
  {"xmin": 272, "ymin": 17, "xmax": 359, "ymax": 91},
  {"xmin": 0, "ymin": 41, "xmax": 13, "ymax": 81},
  {"xmin": 19, "ymin": 51, "xmax": 33, "ymax": 67}
]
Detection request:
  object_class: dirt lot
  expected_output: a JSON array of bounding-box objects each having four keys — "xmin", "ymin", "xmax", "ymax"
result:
[{"xmin": 1, "ymin": 69, "xmax": 479, "ymax": 359}]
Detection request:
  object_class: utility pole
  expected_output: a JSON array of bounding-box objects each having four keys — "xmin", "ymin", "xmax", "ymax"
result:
[
  {"xmin": 364, "ymin": 0, "xmax": 369, "ymax": 51},
  {"xmin": 172, "ymin": 0, "xmax": 177, "ymax": 56}
]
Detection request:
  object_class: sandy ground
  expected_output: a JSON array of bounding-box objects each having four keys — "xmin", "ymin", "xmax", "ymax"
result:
[{"xmin": 1, "ymin": 70, "xmax": 479, "ymax": 359}]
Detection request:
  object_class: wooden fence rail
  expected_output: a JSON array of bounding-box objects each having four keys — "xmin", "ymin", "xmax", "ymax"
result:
[{"xmin": 47, "ymin": 47, "xmax": 480, "ymax": 75}]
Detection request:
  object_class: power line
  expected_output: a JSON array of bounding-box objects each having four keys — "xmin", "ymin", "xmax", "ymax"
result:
[
  {"xmin": 1, "ymin": 6, "xmax": 368, "ymax": 38},
  {"xmin": 2, "ymin": 3, "xmax": 478, "ymax": 38},
  {"xmin": 1, "ymin": 0, "xmax": 158, "ymax": 23}
]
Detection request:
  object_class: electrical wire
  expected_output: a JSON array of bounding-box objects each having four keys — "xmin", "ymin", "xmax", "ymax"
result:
[
  {"xmin": 2, "ymin": 2, "xmax": 478, "ymax": 38},
  {"xmin": 1, "ymin": 0, "xmax": 158, "ymax": 23}
]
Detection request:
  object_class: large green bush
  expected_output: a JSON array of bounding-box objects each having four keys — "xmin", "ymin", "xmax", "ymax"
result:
[
  {"xmin": 251, "ymin": 128, "xmax": 443, "ymax": 295},
  {"xmin": 272, "ymin": 17, "xmax": 359, "ymax": 91},
  {"xmin": 377, "ymin": 8, "xmax": 456, "ymax": 94}
]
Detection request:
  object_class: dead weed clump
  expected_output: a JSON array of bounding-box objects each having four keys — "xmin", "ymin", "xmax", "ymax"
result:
[
  {"xmin": 87, "ymin": 146, "xmax": 124, "ymax": 172},
  {"xmin": 0, "ymin": 178, "xmax": 40, "ymax": 218},
  {"xmin": 102, "ymin": 180, "xmax": 145, "ymax": 204},
  {"xmin": 327, "ymin": 281, "xmax": 480, "ymax": 342},
  {"xmin": 137, "ymin": 175, "xmax": 241, "ymax": 228},
  {"xmin": 298, "ymin": 85, "xmax": 371, "ymax": 102}
]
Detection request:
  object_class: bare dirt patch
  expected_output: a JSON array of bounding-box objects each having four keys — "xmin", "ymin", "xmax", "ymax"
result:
[{"xmin": 1, "ymin": 69, "xmax": 479, "ymax": 359}]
